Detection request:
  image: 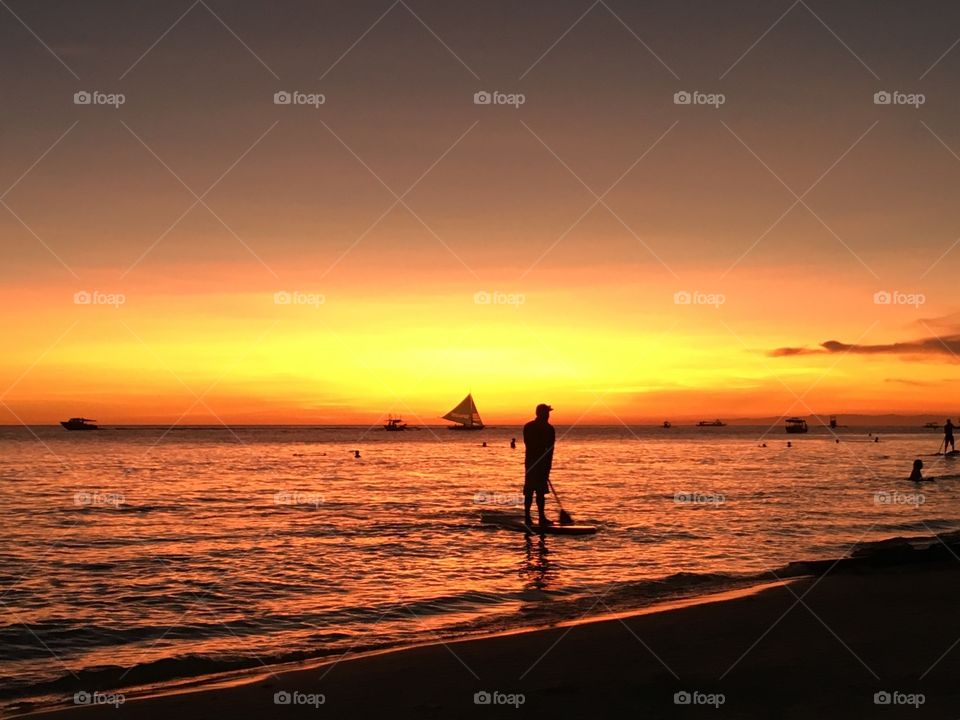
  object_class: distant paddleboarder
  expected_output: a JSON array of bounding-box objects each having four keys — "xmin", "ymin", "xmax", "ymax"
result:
[
  {"xmin": 523, "ymin": 404, "xmax": 555, "ymax": 527},
  {"xmin": 945, "ymin": 419, "xmax": 956, "ymax": 453}
]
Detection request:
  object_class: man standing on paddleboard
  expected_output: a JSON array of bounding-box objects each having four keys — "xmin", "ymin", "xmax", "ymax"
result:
[
  {"xmin": 945, "ymin": 419, "xmax": 956, "ymax": 453},
  {"xmin": 523, "ymin": 403, "xmax": 555, "ymax": 527}
]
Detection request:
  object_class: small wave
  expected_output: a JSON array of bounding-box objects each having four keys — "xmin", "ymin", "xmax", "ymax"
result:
[{"xmin": 873, "ymin": 518, "xmax": 960, "ymax": 534}]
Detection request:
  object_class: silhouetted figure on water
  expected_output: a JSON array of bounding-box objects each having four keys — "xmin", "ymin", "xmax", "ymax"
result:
[
  {"xmin": 523, "ymin": 404, "xmax": 555, "ymax": 527},
  {"xmin": 510, "ymin": 437, "xmax": 516, "ymax": 449},
  {"xmin": 910, "ymin": 458, "xmax": 928, "ymax": 482},
  {"xmin": 945, "ymin": 419, "xmax": 956, "ymax": 453}
]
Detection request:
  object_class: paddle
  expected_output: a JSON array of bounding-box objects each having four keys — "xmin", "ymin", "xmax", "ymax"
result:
[
  {"xmin": 546, "ymin": 478, "xmax": 575, "ymax": 525},
  {"xmin": 937, "ymin": 438, "xmax": 945, "ymax": 456}
]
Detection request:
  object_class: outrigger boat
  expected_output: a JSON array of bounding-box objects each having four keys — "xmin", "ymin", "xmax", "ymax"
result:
[{"xmin": 785, "ymin": 417, "xmax": 809, "ymax": 434}]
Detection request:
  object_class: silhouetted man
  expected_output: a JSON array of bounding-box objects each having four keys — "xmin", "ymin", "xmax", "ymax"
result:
[
  {"xmin": 946, "ymin": 419, "xmax": 956, "ymax": 453},
  {"xmin": 523, "ymin": 403, "xmax": 555, "ymax": 526}
]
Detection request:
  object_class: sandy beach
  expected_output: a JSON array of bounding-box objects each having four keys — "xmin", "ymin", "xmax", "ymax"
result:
[{"xmin": 27, "ymin": 547, "xmax": 960, "ymax": 719}]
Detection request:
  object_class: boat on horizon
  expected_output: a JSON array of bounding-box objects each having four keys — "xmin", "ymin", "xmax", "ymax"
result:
[
  {"xmin": 662, "ymin": 420, "xmax": 672, "ymax": 428},
  {"xmin": 924, "ymin": 421, "xmax": 940, "ymax": 429},
  {"xmin": 384, "ymin": 416, "xmax": 408, "ymax": 431},
  {"xmin": 696, "ymin": 419, "xmax": 726, "ymax": 427},
  {"xmin": 60, "ymin": 417, "xmax": 98, "ymax": 431},
  {"xmin": 785, "ymin": 417, "xmax": 809, "ymax": 434},
  {"xmin": 443, "ymin": 393, "xmax": 484, "ymax": 430}
]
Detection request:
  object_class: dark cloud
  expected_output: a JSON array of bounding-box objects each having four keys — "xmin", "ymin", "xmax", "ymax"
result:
[
  {"xmin": 769, "ymin": 346, "xmax": 823, "ymax": 357},
  {"xmin": 771, "ymin": 335, "xmax": 960, "ymax": 360},
  {"xmin": 883, "ymin": 378, "xmax": 960, "ymax": 387}
]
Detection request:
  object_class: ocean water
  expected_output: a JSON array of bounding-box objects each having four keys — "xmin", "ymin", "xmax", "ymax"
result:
[{"xmin": 2, "ymin": 423, "xmax": 958, "ymax": 713}]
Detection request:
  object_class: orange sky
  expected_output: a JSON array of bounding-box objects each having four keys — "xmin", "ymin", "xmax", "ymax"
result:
[{"xmin": 2, "ymin": 2, "xmax": 960, "ymax": 424}]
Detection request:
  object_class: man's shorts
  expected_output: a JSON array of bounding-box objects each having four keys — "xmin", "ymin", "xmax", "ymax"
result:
[{"xmin": 524, "ymin": 473, "xmax": 548, "ymax": 495}]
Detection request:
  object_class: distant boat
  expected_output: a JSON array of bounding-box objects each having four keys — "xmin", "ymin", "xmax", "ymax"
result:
[
  {"xmin": 443, "ymin": 393, "xmax": 484, "ymax": 430},
  {"xmin": 696, "ymin": 419, "xmax": 726, "ymax": 427},
  {"xmin": 829, "ymin": 415, "xmax": 837, "ymax": 429},
  {"xmin": 662, "ymin": 420, "xmax": 672, "ymax": 428},
  {"xmin": 384, "ymin": 416, "xmax": 408, "ymax": 431},
  {"xmin": 924, "ymin": 422, "xmax": 940, "ymax": 429},
  {"xmin": 60, "ymin": 417, "xmax": 98, "ymax": 431},
  {"xmin": 785, "ymin": 417, "xmax": 808, "ymax": 434}
]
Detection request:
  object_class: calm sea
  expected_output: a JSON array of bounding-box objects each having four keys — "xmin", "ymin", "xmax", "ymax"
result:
[{"xmin": 1, "ymin": 423, "xmax": 957, "ymax": 714}]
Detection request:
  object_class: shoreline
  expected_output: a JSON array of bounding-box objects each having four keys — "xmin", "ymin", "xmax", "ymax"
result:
[
  {"xmin": 22, "ymin": 557, "xmax": 960, "ymax": 718},
  {"xmin": 13, "ymin": 530, "xmax": 960, "ymax": 718},
  {"xmin": 11, "ymin": 577, "xmax": 796, "ymax": 719}
]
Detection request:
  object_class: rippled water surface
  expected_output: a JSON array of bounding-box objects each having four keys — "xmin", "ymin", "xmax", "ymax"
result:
[{"xmin": 2, "ymin": 424, "xmax": 957, "ymax": 712}]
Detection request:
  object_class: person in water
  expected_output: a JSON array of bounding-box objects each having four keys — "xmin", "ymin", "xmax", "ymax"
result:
[
  {"xmin": 523, "ymin": 403, "xmax": 555, "ymax": 527},
  {"xmin": 510, "ymin": 437, "xmax": 516, "ymax": 449},
  {"xmin": 909, "ymin": 458, "xmax": 926, "ymax": 482},
  {"xmin": 945, "ymin": 419, "xmax": 956, "ymax": 453}
]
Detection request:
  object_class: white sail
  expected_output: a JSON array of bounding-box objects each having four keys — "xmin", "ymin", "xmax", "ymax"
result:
[{"xmin": 443, "ymin": 393, "xmax": 483, "ymax": 427}]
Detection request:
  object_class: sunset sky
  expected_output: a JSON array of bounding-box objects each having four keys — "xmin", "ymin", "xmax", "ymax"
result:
[{"xmin": 3, "ymin": 0, "xmax": 960, "ymax": 424}]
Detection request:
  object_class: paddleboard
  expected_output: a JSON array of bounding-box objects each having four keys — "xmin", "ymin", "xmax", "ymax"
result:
[{"xmin": 480, "ymin": 511, "xmax": 597, "ymax": 535}]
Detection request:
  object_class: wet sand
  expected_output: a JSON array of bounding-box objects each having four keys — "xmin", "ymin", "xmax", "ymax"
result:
[{"xmin": 27, "ymin": 555, "xmax": 960, "ymax": 719}]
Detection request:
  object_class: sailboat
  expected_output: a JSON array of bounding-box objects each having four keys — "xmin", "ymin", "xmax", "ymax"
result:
[{"xmin": 442, "ymin": 393, "xmax": 485, "ymax": 430}]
